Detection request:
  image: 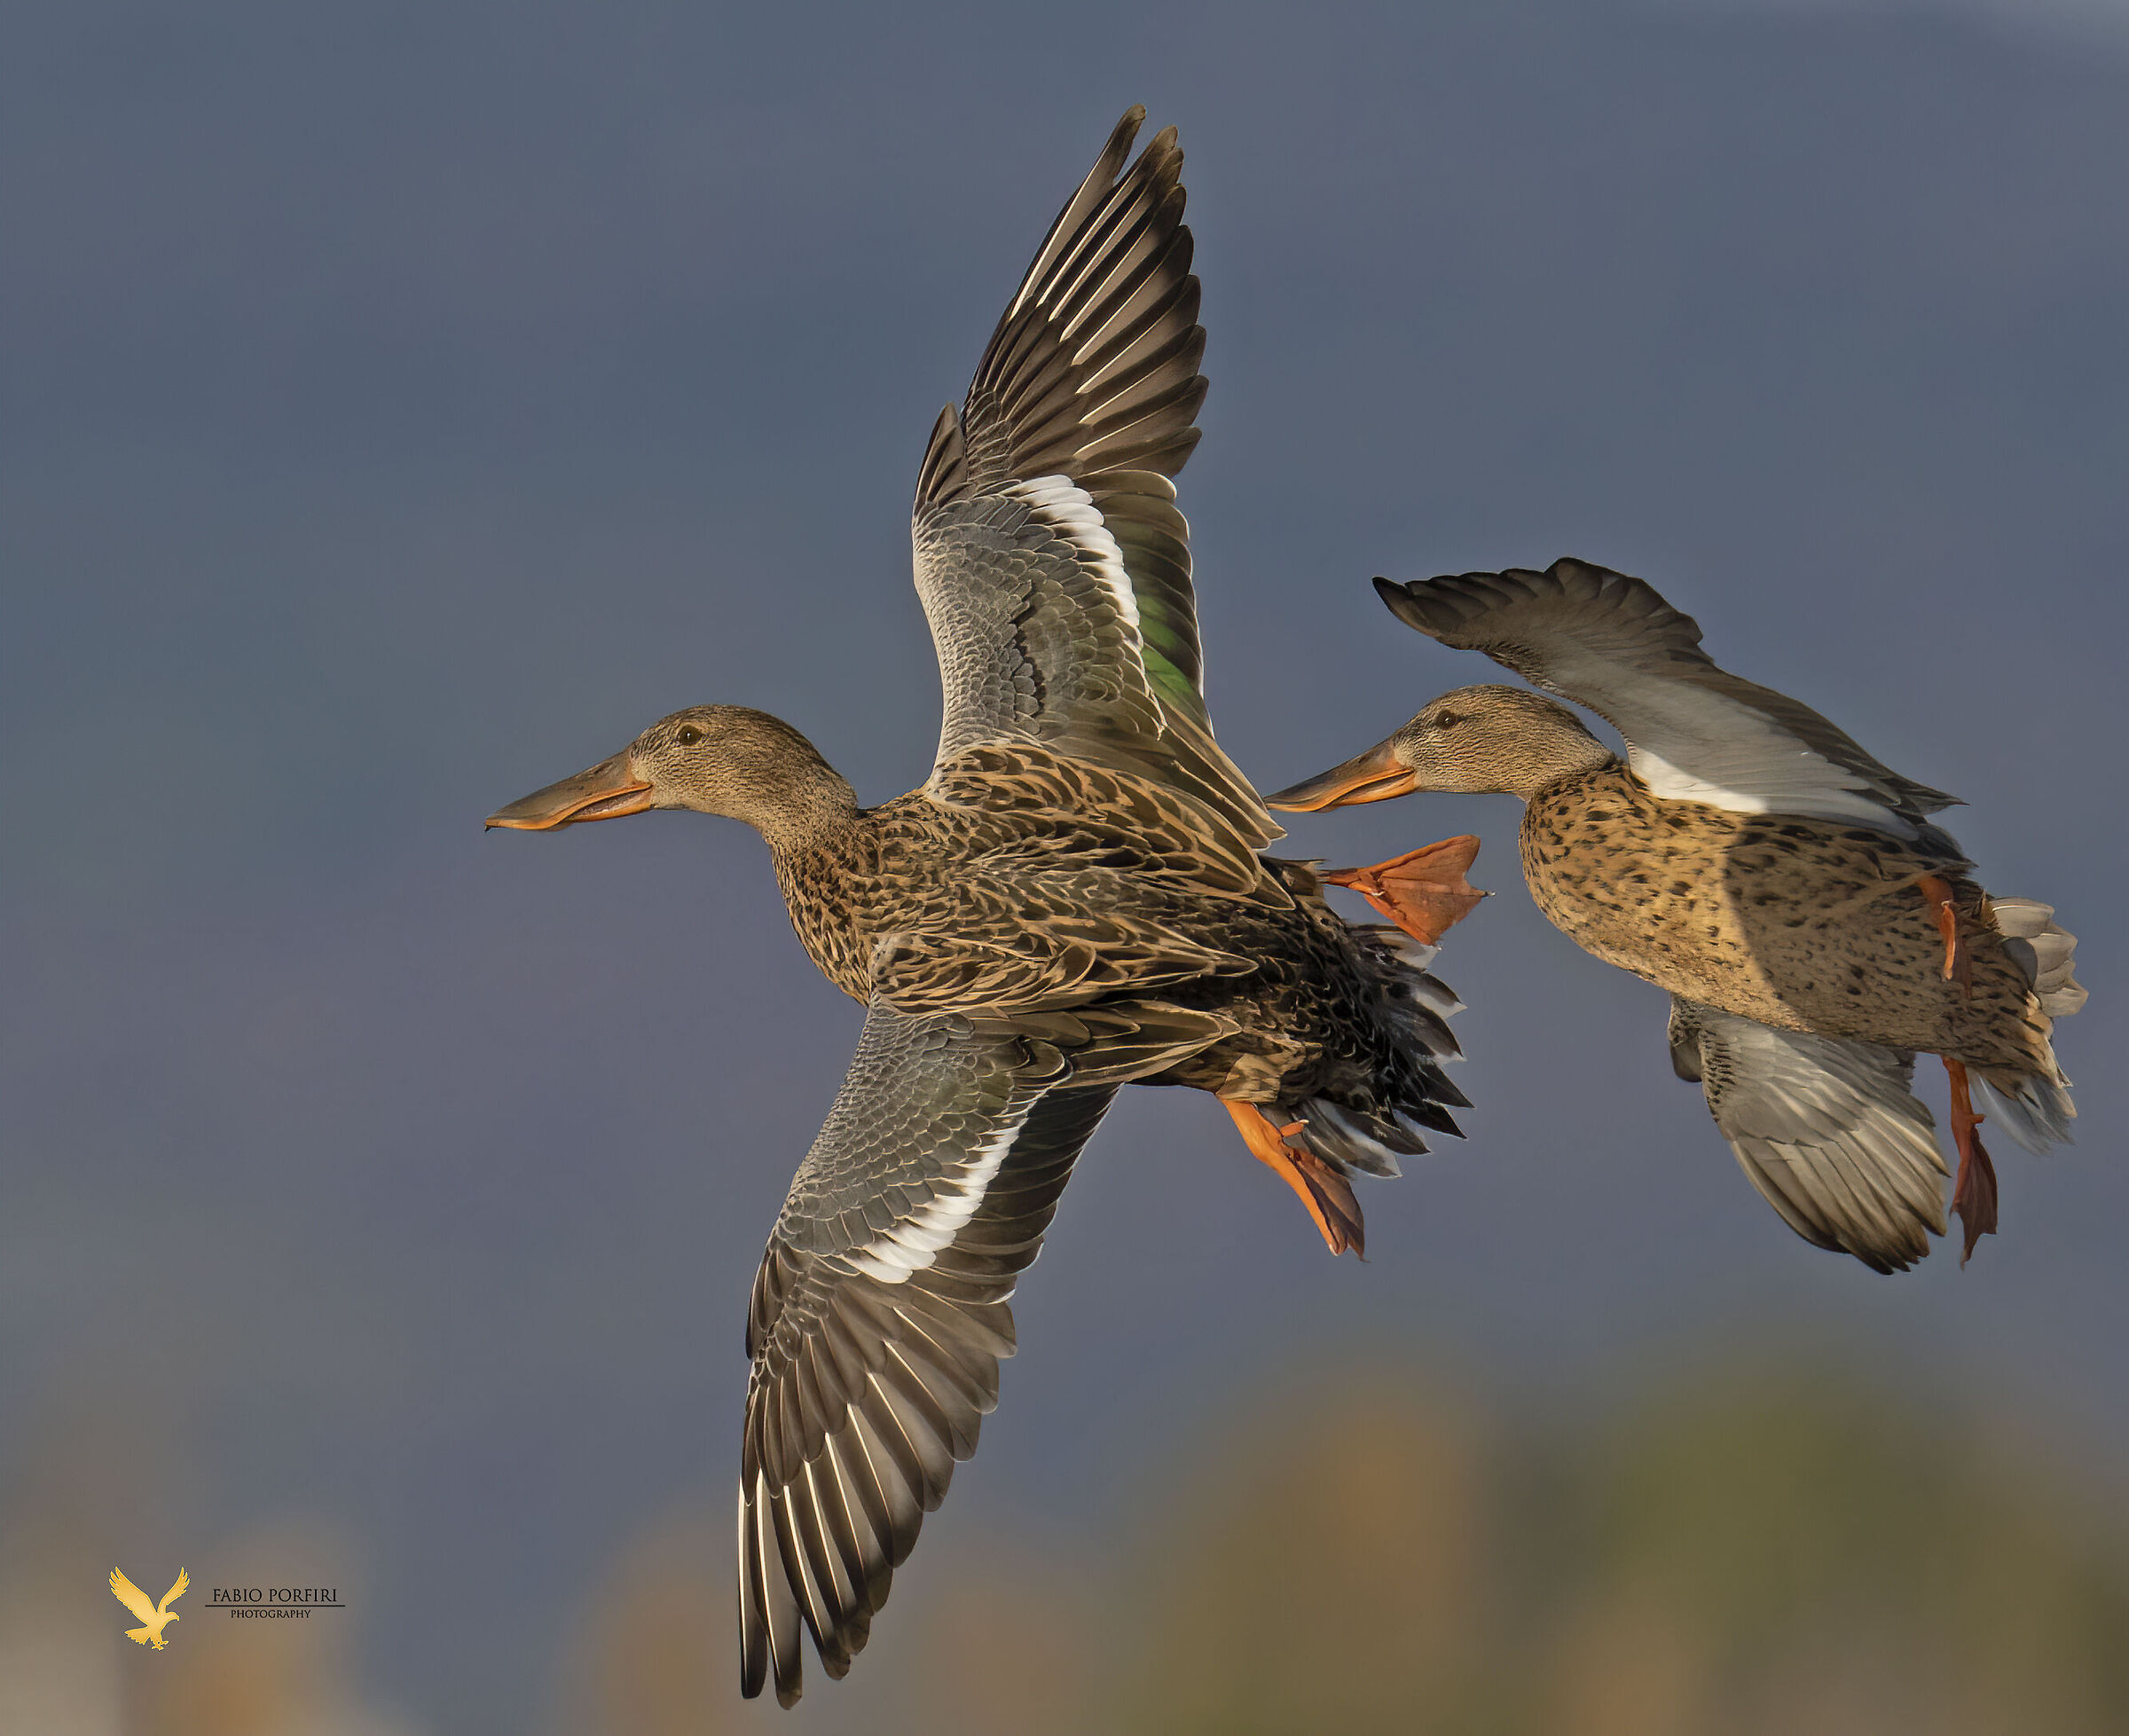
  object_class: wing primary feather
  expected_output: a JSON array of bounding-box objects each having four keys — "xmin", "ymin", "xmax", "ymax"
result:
[
  {"xmin": 793, "ymin": 1460, "xmax": 860, "ymax": 1674},
  {"xmin": 738, "ymin": 1487, "xmax": 769, "ymax": 1699},
  {"xmin": 769, "ymin": 1477, "xmax": 832, "ymax": 1662},
  {"xmin": 849, "ymin": 1400, "xmax": 926, "ymax": 1565},
  {"xmin": 822, "ymin": 1429, "xmax": 891, "ymax": 1591},
  {"xmin": 755, "ymin": 1472, "xmax": 804, "ymax": 1707},
  {"xmin": 874, "ymin": 1355, "xmax": 967, "ymax": 1482},
  {"xmin": 1732, "ymin": 1143, "xmax": 1843, "ymax": 1253},
  {"xmin": 1002, "ymin": 108, "xmax": 1146, "ymax": 326}
]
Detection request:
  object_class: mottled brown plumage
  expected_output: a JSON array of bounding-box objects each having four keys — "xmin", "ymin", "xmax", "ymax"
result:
[
  {"xmin": 1270, "ymin": 561, "xmax": 2084, "ymax": 1275},
  {"xmin": 533, "ymin": 704, "xmax": 1463, "ymax": 1126}
]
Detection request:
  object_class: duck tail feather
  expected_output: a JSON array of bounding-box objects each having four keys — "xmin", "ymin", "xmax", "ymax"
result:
[
  {"xmin": 1991, "ymin": 897, "xmax": 2088, "ymax": 1020},
  {"xmin": 1971, "ymin": 1071, "xmax": 2075, "ymax": 1157},
  {"xmin": 1290, "ymin": 1096, "xmax": 1413, "ymax": 1178},
  {"xmin": 1368, "ymin": 927, "xmax": 1441, "ymax": 971},
  {"xmin": 1358, "ymin": 925, "xmax": 1466, "ymax": 1018}
]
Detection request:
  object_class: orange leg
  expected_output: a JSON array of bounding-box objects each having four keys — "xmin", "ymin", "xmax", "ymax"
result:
[
  {"xmin": 1222, "ymin": 1100, "xmax": 1364, "ymax": 1258},
  {"xmin": 1323, "ymin": 836, "xmax": 1487, "ymax": 947},
  {"xmin": 1916, "ymin": 874, "xmax": 1971, "ymax": 1000},
  {"xmin": 1943, "ymin": 1057, "xmax": 1998, "ymax": 1266}
]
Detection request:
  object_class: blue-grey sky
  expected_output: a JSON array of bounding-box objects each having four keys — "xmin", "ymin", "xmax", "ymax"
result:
[{"xmin": 4, "ymin": 2, "xmax": 2125, "ymax": 1730}]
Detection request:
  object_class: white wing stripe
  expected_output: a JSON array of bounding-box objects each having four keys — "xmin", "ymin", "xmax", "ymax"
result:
[
  {"xmin": 1005, "ymin": 475, "xmax": 1142, "ymax": 631},
  {"xmin": 1630, "ymin": 742, "xmax": 1906, "ymax": 829},
  {"xmin": 1620, "ymin": 679, "xmax": 1919, "ymax": 830},
  {"xmin": 844, "ymin": 1105, "xmax": 1034, "ymax": 1285}
]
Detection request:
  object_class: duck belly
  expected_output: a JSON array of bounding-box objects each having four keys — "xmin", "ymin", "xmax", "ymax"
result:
[{"xmin": 1519, "ymin": 769, "xmax": 2051, "ymax": 1072}]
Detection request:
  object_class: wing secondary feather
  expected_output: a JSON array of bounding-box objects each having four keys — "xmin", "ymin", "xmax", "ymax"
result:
[{"xmin": 1669, "ymin": 999, "xmax": 1949, "ymax": 1272}]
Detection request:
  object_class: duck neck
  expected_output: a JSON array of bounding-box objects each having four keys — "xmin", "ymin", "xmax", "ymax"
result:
[
  {"xmin": 1493, "ymin": 736, "xmax": 1615, "ymax": 804},
  {"xmin": 678, "ymin": 711, "xmax": 864, "ymax": 855},
  {"xmin": 758, "ymin": 765, "xmax": 875, "ymax": 1000},
  {"xmin": 748, "ymin": 760, "xmax": 862, "ymax": 858}
]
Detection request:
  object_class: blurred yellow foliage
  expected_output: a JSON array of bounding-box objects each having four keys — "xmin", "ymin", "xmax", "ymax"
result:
[
  {"xmin": 1125, "ymin": 1388, "xmax": 1496, "ymax": 1733},
  {"xmin": 549, "ymin": 1358, "xmax": 2125, "ymax": 1733},
  {"xmin": 551, "ymin": 1506, "xmax": 738, "ymax": 1736},
  {"xmin": 4, "ymin": 1358, "xmax": 2122, "ymax": 1735},
  {"xmin": 1105, "ymin": 1363, "xmax": 2129, "ymax": 1736},
  {"xmin": 137, "ymin": 1525, "xmax": 408, "ymax": 1736}
]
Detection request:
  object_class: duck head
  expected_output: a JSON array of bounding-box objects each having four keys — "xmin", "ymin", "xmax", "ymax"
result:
[
  {"xmin": 486, "ymin": 705, "xmax": 857, "ymax": 846},
  {"xmin": 1264, "ymin": 684, "xmax": 1613, "ymax": 810}
]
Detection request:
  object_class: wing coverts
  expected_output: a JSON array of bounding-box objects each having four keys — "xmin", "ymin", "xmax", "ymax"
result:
[{"xmin": 1379, "ymin": 559, "xmax": 1960, "ymax": 837}]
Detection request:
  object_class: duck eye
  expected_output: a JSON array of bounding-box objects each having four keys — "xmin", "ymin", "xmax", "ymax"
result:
[
  {"xmin": 1433, "ymin": 711, "xmax": 1461, "ymax": 730},
  {"xmin": 675, "ymin": 725, "xmax": 704, "ymax": 747}
]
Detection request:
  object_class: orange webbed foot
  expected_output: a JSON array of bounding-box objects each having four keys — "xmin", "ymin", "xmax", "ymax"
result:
[
  {"xmin": 1943, "ymin": 1057, "xmax": 1998, "ymax": 1265},
  {"xmin": 1222, "ymin": 1099, "xmax": 1365, "ymax": 1257},
  {"xmin": 1323, "ymin": 836, "xmax": 1487, "ymax": 946}
]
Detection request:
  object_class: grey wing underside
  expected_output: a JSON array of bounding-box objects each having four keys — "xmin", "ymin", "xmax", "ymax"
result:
[
  {"xmin": 1668, "ymin": 999, "xmax": 1949, "ymax": 1274},
  {"xmin": 910, "ymin": 107, "xmax": 1274, "ymax": 847},
  {"xmin": 737, "ymin": 1002, "xmax": 1118, "ymax": 1707},
  {"xmin": 1378, "ymin": 559, "xmax": 1960, "ymax": 838}
]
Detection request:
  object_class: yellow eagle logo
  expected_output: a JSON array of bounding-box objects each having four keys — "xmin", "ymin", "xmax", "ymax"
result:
[{"xmin": 109, "ymin": 1566, "xmax": 189, "ymax": 1648}]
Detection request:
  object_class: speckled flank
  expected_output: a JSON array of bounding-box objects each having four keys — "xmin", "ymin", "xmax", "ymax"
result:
[{"xmin": 1521, "ymin": 764, "xmax": 2055, "ymax": 1077}]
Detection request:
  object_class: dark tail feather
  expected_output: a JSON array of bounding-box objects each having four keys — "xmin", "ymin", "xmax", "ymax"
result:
[
  {"xmin": 1285, "ymin": 912, "xmax": 1472, "ymax": 1184},
  {"xmin": 1292, "ymin": 1096, "xmax": 1424, "ymax": 1178}
]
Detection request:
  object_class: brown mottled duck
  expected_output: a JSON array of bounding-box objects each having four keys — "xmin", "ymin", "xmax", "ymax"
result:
[
  {"xmin": 485, "ymin": 112, "xmax": 1482, "ymax": 1706},
  {"xmin": 1269, "ymin": 558, "xmax": 2084, "ymax": 1275}
]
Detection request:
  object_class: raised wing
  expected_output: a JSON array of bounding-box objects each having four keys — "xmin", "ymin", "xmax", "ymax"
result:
[
  {"xmin": 912, "ymin": 107, "xmax": 1274, "ymax": 847},
  {"xmin": 108, "ymin": 1568, "xmax": 158, "ymax": 1625},
  {"xmin": 1668, "ymin": 1000, "xmax": 1948, "ymax": 1273},
  {"xmin": 161, "ymin": 1567, "xmax": 190, "ymax": 1610},
  {"xmin": 1377, "ymin": 559, "xmax": 1960, "ymax": 837},
  {"xmin": 737, "ymin": 1004, "xmax": 1118, "ymax": 1707}
]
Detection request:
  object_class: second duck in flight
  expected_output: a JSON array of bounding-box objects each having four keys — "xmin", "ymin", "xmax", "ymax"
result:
[{"xmin": 1269, "ymin": 558, "xmax": 2084, "ymax": 1275}]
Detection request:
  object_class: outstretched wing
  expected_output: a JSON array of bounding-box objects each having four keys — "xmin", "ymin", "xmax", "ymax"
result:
[
  {"xmin": 160, "ymin": 1567, "xmax": 189, "ymax": 1610},
  {"xmin": 1377, "ymin": 559, "xmax": 1960, "ymax": 837},
  {"xmin": 737, "ymin": 1003, "xmax": 1118, "ymax": 1707},
  {"xmin": 912, "ymin": 106, "xmax": 1274, "ymax": 847},
  {"xmin": 1668, "ymin": 999, "xmax": 1948, "ymax": 1273},
  {"xmin": 109, "ymin": 1568, "xmax": 158, "ymax": 1625}
]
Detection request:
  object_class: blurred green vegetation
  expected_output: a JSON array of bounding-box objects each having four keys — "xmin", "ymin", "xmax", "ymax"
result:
[{"xmin": 10, "ymin": 1355, "xmax": 2123, "ymax": 1734}]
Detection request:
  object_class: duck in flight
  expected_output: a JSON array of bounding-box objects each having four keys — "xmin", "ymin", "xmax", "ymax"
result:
[
  {"xmin": 1269, "ymin": 559, "xmax": 2083, "ymax": 1274},
  {"xmin": 487, "ymin": 110, "xmax": 1483, "ymax": 1706}
]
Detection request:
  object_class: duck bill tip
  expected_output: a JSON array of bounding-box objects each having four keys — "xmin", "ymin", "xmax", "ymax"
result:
[
  {"xmin": 1262, "ymin": 744, "xmax": 1416, "ymax": 812},
  {"xmin": 485, "ymin": 754, "xmax": 654, "ymax": 831}
]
